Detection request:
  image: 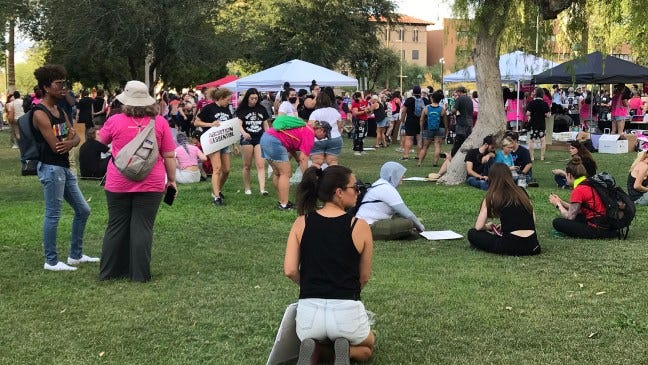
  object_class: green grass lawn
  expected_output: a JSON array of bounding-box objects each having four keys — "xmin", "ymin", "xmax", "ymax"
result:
[{"xmin": 1, "ymin": 131, "xmax": 647, "ymax": 365}]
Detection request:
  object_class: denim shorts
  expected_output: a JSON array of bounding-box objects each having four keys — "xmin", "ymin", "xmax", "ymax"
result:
[
  {"xmin": 612, "ymin": 115, "xmax": 628, "ymax": 121},
  {"xmin": 376, "ymin": 117, "xmax": 389, "ymax": 128},
  {"xmin": 311, "ymin": 136, "xmax": 343, "ymax": 156},
  {"xmin": 296, "ymin": 298, "xmax": 371, "ymax": 345},
  {"xmin": 260, "ymin": 133, "xmax": 289, "ymax": 162},
  {"xmin": 421, "ymin": 128, "xmax": 445, "ymax": 140},
  {"xmin": 240, "ymin": 135, "xmax": 261, "ymax": 147}
]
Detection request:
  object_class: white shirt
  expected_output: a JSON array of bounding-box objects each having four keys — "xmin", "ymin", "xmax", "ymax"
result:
[
  {"xmin": 309, "ymin": 107, "xmax": 342, "ymax": 139},
  {"xmin": 355, "ymin": 179, "xmax": 404, "ymax": 224},
  {"xmin": 278, "ymin": 101, "xmax": 298, "ymax": 117},
  {"xmin": 11, "ymin": 99, "xmax": 25, "ymax": 120}
]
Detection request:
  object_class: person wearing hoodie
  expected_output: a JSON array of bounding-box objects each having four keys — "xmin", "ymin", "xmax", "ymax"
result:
[{"xmin": 355, "ymin": 161, "xmax": 425, "ymax": 240}]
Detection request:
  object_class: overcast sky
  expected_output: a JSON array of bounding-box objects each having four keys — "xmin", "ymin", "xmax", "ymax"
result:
[{"xmin": 395, "ymin": 0, "xmax": 454, "ymax": 28}]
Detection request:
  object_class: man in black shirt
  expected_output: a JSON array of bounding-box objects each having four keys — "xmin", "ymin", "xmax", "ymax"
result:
[
  {"xmin": 465, "ymin": 135, "xmax": 495, "ymax": 190},
  {"xmin": 32, "ymin": 64, "xmax": 97, "ymax": 271},
  {"xmin": 79, "ymin": 127, "xmax": 110, "ymax": 178},
  {"xmin": 507, "ymin": 131, "xmax": 537, "ymax": 186}
]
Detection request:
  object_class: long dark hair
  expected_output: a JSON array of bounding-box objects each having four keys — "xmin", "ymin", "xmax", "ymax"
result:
[
  {"xmin": 236, "ymin": 88, "xmax": 260, "ymax": 112},
  {"xmin": 315, "ymin": 89, "xmax": 335, "ymax": 109},
  {"xmin": 296, "ymin": 165, "xmax": 353, "ymax": 215},
  {"xmin": 569, "ymin": 140, "xmax": 597, "ymax": 171},
  {"xmin": 484, "ymin": 163, "xmax": 533, "ymax": 218}
]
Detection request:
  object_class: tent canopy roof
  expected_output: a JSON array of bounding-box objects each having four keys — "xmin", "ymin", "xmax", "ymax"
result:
[
  {"xmin": 222, "ymin": 59, "xmax": 358, "ymax": 92},
  {"xmin": 195, "ymin": 75, "xmax": 238, "ymax": 90},
  {"xmin": 532, "ymin": 51, "xmax": 648, "ymax": 84},
  {"xmin": 443, "ymin": 51, "xmax": 557, "ymax": 83}
]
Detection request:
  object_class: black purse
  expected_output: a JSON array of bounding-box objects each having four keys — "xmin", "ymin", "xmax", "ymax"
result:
[{"xmin": 22, "ymin": 160, "xmax": 38, "ymax": 176}]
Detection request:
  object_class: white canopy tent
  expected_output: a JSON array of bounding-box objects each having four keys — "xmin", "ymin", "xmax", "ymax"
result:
[
  {"xmin": 443, "ymin": 51, "xmax": 557, "ymax": 84},
  {"xmin": 442, "ymin": 51, "xmax": 557, "ymax": 124},
  {"xmin": 222, "ymin": 59, "xmax": 358, "ymax": 92}
]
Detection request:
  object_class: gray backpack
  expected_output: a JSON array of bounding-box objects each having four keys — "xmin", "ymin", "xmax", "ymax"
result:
[{"xmin": 113, "ymin": 118, "xmax": 159, "ymax": 181}]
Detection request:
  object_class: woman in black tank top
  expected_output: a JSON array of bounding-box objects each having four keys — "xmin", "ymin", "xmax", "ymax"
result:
[
  {"xmin": 467, "ymin": 163, "xmax": 541, "ymax": 256},
  {"xmin": 284, "ymin": 165, "xmax": 375, "ymax": 364}
]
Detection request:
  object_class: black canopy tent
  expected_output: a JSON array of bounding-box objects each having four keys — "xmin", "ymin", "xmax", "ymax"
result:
[{"xmin": 533, "ymin": 51, "xmax": 648, "ymax": 84}]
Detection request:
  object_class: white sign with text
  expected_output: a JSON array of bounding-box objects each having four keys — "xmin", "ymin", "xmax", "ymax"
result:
[{"xmin": 200, "ymin": 118, "xmax": 241, "ymax": 155}]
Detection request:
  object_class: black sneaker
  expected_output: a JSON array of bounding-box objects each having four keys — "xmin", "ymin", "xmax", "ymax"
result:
[
  {"xmin": 277, "ymin": 201, "xmax": 294, "ymax": 211},
  {"xmin": 219, "ymin": 192, "xmax": 225, "ymax": 199},
  {"xmin": 213, "ymin": 197, "xmax": 225, "ymax": 206},
  {"xmin": 528, "ymin": 181, "xmax": 539, "ymax": 188}
]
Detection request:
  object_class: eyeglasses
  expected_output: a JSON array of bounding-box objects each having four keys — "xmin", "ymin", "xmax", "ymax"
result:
[
  {"xmin": 343, "ymin": 184, "xmax": 360, "ymax": 193},
  {"xmin": 52, "ymin": 80, "xmax": 68, "ymax": 88}
]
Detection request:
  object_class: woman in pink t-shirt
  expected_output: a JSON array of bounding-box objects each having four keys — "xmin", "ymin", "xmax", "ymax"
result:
[
  {"xmin": 610, "ymin": 84, "xmax": 629, "ymax": 134},
  {"xmin": 175, "ymin": 132, "xmax": 207, "ymax": 184},
  {"xmin": 98, "ymin": 80, "xmax": 177, "ymax": 282},
  {"xmin": 260, "ymin": 117, "xmax": 315, "ymax": 210}
]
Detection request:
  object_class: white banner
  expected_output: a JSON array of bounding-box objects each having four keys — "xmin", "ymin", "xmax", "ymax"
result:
[{"xmin": 200, "ymin": 118, "xmax": 241, "ymax": 155}]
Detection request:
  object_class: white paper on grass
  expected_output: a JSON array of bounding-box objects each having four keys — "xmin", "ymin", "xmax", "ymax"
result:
[
  {"xmin": 199, "ymin": 118, "xmax": 242, "ymax": 155},
  {"xmin": 420, "ymin": 230, "xmax": 464, "ymax": 240},
  {"xmin": 267, "ymin": 303, "xmax": 300, "ymax": 365},
  {"xmin": 402, "ymin": 177, "xmax": 430, "ymax": 181}
]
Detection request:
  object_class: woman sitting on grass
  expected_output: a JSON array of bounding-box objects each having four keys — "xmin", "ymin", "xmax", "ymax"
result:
[
  {"xmin": 284, "ymin": 165, "xmax": 374, "ymax": 365},
  {"xmin": 627, "ymin": 150, "xmax": 648, "ymax": 206},
  {"xmin": 467, "ymin": 163, "xmax": 541, "ymax": 256},
  {"xmin": 552, "ymin": 140, "xmax": 597, "ymax": 188},
  {"xmin": 549, "ymin": 156, "xmax": 617, "ymax": 239},
  {"xmin": 355, "ymin": 161, "xmax": 425, "ymax": 240}
]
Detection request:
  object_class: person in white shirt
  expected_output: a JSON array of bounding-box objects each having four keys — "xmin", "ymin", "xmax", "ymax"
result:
[
  {"xmin": 308, "ymin": 87, "xmax": 343, "ymax": 168},
  {"xmin": 355, "ymin": 161, "xmax": 425, "ymax": 240},
  {"xmin": 278, "ymin": 88, "xmax": 299, "ymax": 117}
]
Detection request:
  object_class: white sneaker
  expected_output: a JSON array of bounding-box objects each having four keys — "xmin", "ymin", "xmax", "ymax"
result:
[
  {"xmin": 11, "ymin": 144, "xmax": 19, "ymax": 149},
  {"xmin": 44, "ymin": 262, "xmax": 77, "ymax": 271},
  {"xmin": 67, "ymin": 255, "xmax": 100, "ymax": 265},
  {"xmin": 244, "ymin": 189, "xmax": 252, "ymax": 195},
  {"xmin": 354, "ymin": 152, "xmax": 362, "ymax": 156}
]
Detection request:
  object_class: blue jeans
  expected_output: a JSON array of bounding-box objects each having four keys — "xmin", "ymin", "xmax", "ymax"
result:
[
  {"xmin": 466, "ymin": 177, "xmax": 489, "ymax": 190},
  {"xmin": 37, "ymin": 163, "xmax": 91, "ymax": 265}
]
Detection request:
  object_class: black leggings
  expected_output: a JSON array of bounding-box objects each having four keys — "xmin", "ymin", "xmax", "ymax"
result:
[
  {"xmin": 552, "ymin": 217, "xmax": 617, "ymax": 239},
  {"xmin": 467, "ymin": 229, "xmax": 541, "ymax": 256}
]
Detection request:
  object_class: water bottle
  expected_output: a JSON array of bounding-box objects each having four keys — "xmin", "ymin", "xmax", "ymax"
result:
[{"xmin": 517, "ymin": 175, "xmax": 527, "ymax": 188}]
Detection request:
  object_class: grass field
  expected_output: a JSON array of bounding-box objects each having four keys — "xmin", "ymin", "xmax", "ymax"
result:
[{"xmin": 1, "ymin": 130, "xmax": 647, "ymax": 365}]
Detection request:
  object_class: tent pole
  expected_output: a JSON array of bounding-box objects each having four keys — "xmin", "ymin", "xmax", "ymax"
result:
[{"xmin": 516, "ymin": 80, "xmax": 521, "ymax": 132}]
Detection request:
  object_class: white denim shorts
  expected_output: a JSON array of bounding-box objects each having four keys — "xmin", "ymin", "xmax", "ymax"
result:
[{"xmin": 296, "ymin": 298, "xmax": 370, "ymax": 345}]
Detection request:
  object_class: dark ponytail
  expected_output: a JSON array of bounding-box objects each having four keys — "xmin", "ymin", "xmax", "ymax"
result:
[{"xmin": 296, "ymin": 165, "xmax": 353, "ymax": 215}]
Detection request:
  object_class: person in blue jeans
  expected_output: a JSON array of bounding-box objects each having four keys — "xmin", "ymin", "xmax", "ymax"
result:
[
  {"xmin": 32, "ymin": 64, "xmax": 98, "ymax": 271},
  {"xmin": 465, "ymin": 135, "xmax": 496, "ymax": 190}
]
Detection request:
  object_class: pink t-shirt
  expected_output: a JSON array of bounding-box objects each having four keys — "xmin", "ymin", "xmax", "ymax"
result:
[
  {"xmin": 629, "ymin": 96, "xmax": 643, "ymax": 115},
  {"xmin": 175, "ymin": 144, "xmax": 202, "ymax": 169},
  {"xmin": 266, "ymin": 126, "xmax": 315, "ymax": 155},
  {"xmin": 100, "ymin": 114, "xmax": 176, "ymax": 193},
  {"xmin": 506, "ymin": 99, "xmax": 524, "ymax": 122},
  {"xmin": 611, "ymin": 93, "xmax": 628, "ymax": 118}
]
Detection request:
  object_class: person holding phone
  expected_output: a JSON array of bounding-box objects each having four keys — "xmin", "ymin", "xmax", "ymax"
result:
[
  {"xmin": 467, "ymin": 163, "xmax": 540, "ymax": 256},
  {"xmin": 98, "ymin": 80, "xmax": 177, "ymax": 282}
]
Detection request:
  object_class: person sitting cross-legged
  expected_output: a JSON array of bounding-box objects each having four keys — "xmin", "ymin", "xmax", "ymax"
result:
[
  {"xmin": 465, "ymin": 135, "xmax": 496, "ymax": 190},
  {"xmin": 467, "ymin": 163, "xmax": 541, "ymax": 256},
  {"xmin": 548, "ymin": 156, "xmax": 617, "ymax": 239}
]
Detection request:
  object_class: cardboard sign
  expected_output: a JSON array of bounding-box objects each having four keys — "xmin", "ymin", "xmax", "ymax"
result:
[
  {"xmin": 199, "ymin": 118, "xmax": 241, "ymax": 155},
  {"xmin": 267, "ymin": 303, "xmax": 300, "ymax": 365}
]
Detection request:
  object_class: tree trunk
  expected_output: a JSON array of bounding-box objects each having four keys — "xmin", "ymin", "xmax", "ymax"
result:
[
  {"xmin": 439, "ymin": 2, "xmax": 510, "ymax": 185},
  {"xmin": 7, "ymin": 20, "xmax": 16, "ymax": 93}
]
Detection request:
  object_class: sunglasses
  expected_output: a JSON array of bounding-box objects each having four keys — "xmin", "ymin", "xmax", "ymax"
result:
[{"xmin": 343, "ymin": 184, "xmax": 361, "ymax": 193}]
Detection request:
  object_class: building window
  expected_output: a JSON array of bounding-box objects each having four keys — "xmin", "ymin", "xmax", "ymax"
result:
[
  {"xmin": 397, "ymin": 29, "xmax": 404, "ymax": 41},
  {"xmin": 412, "ymin": 29, "xmax": 419, "ymax": 42},
  {"xmin": 412, "ymin": 50, "xmax": 419, "ymax": 60}
]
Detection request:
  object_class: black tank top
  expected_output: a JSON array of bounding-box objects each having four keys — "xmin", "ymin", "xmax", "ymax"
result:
[
  {"xmin": 500, "ymin": 203, "xmax": 535, "ymax": 233},
  {"xmin": 299, "ymin": 212, "xmax": 361, "ymax": 301},
  {"xmin": 32, "ymin": 104, "xmax": 71, "ymax": 168},
  {"xmin": 627, "ymin": 173, "xmax": 647, "ymax": 201}
]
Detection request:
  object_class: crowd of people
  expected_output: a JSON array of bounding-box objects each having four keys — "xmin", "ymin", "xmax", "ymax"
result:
[{"xmin": 7, "ymin": 63, "xmax": 648, "ymax": 364}]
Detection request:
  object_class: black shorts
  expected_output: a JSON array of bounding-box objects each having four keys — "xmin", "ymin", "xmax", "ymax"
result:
[{"xmin": 404, "ymin": 119, "xmax": 420, "ymax": 136}]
